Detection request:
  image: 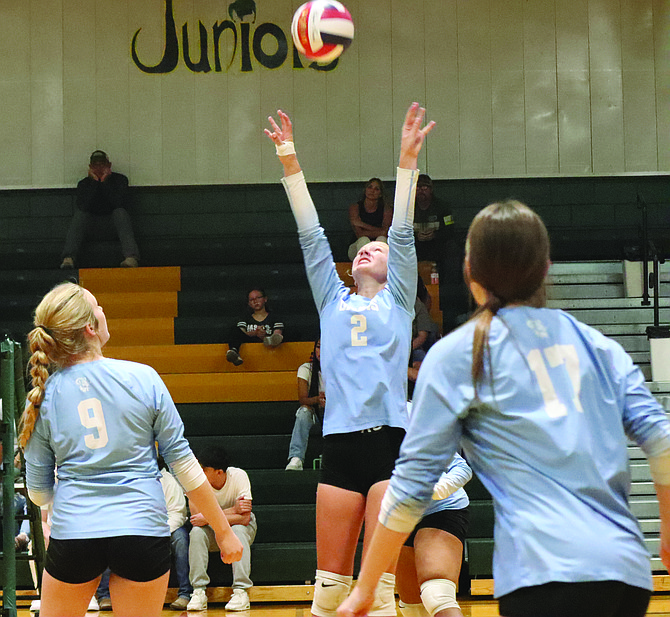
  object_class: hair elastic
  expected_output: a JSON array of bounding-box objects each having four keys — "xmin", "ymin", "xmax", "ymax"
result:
[{"xmin": 37, "ymin": 325, "xmax": 53, "ymax": 337}]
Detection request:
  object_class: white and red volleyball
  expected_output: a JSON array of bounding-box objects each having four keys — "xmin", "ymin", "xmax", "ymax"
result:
[{"xmin": 291, "ymin": 1, "xmax": 354, "ymax": 63}]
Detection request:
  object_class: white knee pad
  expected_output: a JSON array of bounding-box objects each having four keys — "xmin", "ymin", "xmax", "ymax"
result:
[
  {"xmin": 368, "ymin": 572, "xmax": 397, "ymax": 617},
  {"xmin": 311, "ymin": 570, "xmax": 353, "ymax": 617},
  {"xmin": 399, "ymin": 600, "xmax": 429, "ymax": 616},
  {"xmin": 420, "ymin": 579, "xmax": 459, "ymax": 616}
]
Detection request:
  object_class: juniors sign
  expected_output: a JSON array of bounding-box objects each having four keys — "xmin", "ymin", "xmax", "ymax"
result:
[{"xmin": 131, "ymin": 0, "xmax": 339, "ymax": 74}]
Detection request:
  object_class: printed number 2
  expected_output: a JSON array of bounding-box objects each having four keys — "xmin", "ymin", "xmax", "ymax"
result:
[
  {"xmin": 351, "ymin": 314, "xmax": 368, "ymax": 347},
  {"xmin": 78, "ymin": 398, "xmax": 109, "ymax": 449},
  {"xmin": 527, "ymin": 344, "xmax": 583, "ymax": 418}
]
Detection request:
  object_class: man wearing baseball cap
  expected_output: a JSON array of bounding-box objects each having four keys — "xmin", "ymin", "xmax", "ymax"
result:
[{"xmin": 60, "ymin": 150, "xmax": 140, "ymax": 268}]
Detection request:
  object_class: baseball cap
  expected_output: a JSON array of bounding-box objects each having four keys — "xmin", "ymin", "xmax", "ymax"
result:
[{"xmin": 90, "ymin": 150, "xmax": 109, "ymax": 164}]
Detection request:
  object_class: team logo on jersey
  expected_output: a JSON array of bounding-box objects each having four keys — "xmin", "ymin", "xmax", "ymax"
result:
[
  {"xmin": 338, "ymin": 297, "xmax": 380, "ymax": 312},
  {"xmin": 76, "ymin": 378, "xmax": 90, "ymax": 393},
  {"xmin": 526, "ymin": 319, "xmax": 548, "ymax": 338}
]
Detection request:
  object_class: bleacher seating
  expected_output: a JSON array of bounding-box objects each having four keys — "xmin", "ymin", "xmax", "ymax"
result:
[{"xmin": 4, "ymin": 258, "xmax": 670, "ymax": 602}]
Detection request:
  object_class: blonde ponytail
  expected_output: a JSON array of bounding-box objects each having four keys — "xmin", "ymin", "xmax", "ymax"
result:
[{"xmin": 18, "ymin": 283, "xmax": 98, "ymax": 448}]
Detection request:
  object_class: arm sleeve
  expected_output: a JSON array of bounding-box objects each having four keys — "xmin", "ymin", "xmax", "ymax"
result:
[
  {"xmin": 170, "ymin": 453, "xmax": 208, "ymax": 493},
  {"xmin": 281, "ymin": 171, "xmax": 320, "ymax": 232},
  {"xmin": 387, "ymin": 168, "xmax": 419, "ymax": 313},
  {"xmin": 281, "ymin": 171, "xmax": 345, "ymax": 312},
  {"xmin": 432, "ymin": 452, "xmax": 473, "ymax": 500},
  {"xmin": 104, "ymin": 173, "xmax": 130, "ymax": 210}
]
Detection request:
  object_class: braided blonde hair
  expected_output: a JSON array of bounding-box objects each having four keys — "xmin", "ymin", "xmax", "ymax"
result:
[{"xmin": 19, "ymin": 282, "xmax": 99, "ymax": 449}]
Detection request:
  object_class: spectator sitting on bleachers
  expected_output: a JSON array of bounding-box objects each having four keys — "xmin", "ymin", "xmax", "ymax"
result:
[
  {"xmin": 286, "ymin": 339, "xmax": 325, "ymax": 471},
  {"xmin": 347, "ymin": 178, "xmax": 392, "ymax": 261},
  {"xmin": 60, "ymin": 150, "xmax": 140, "ymax": 269},
  {"xmin": 225, "ymin": 288, "xmax": 284, "ymax": 366},
  {"xmin": 187, "ymin": 446, "xmax": 257, "ymax": 612}
]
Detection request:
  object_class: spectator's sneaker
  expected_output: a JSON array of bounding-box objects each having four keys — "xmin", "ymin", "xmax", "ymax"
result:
[
  {"xmin": 226, "ymin": 349, "xmax": 243, "ymax": 366},
  {"xmin": 286, "ymin": 457, "xmax": 303, "ymax": 470},
  {"xmin": 169, "ymin": 595, "xmax": 190, "ymax": 610},
  {"xmin": 30, "ymin": 600, "xmax": 40, "ymax": 612},
  {"xmin": 263, "ymin": 332, "xmax": 283, "ymax": 347},
  {"xmin": 99, "ymin": 597, "xmax": 113, "ymax": 610},
  {"xmin": 120, "ymin": 256, "xmax": 139, "ymax": 268},
  {"xmin": 88, "ymin": 596, "xmax": 99, "ymax": 611},
  {"xmin": 225, "ymin": 589, "xmax": 250, "ymax": 611},
  {"xmin": 60, "ymin": 257, "xmax": 75, "ymax": 269},
  {"xmin": 187, "ymin": 588, "xmax": 208, "ymax": 611}
]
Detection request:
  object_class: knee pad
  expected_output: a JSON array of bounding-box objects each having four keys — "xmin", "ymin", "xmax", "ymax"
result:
[
  {"xmin": 368, "ymin": 572, "xmax": 397, "ymax": 617},
  {"xmin": 311, "ymin": 570, "xmax": 352, "ymax": 617},
  {"xmin": 399, "ymin": 600, "xmax": 429, "ymax": 616},
  {"xmin": 420, "ymin": 579, "xmax": 459, "ymax": 616}
]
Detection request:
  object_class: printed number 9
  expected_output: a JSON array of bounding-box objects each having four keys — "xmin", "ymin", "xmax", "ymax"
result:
[
  {"xmin": 78, "ymin": 398, "xmax": 109, "ymax": 449},
  {"xmin": 351, "ymin": 315, "xmax": 368, "ymax": 347}
]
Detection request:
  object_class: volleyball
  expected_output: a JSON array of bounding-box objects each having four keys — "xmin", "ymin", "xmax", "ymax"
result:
[{"xmin": 291, "ymin": 1, "xmax": 354, "ymax": 63}]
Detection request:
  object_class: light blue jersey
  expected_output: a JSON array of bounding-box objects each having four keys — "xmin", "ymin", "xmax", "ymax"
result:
[
  {"xmin": 383, "ymin": 306, "xmax": 670, "ymax": 597},
  {"xmin": 24, "ymin": 358, "xmax": 193, "ymax": 540},
  {"xmin": 298, "ymin": 222, "xmax": 415, "ymax": 435}
]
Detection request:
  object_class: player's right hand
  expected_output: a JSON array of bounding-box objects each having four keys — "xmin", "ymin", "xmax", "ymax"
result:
[{"xmin": 217, "ymin": 529, "xmax": 244, "ymax": 564}]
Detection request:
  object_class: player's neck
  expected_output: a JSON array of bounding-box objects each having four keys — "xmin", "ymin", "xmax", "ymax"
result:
[
  {"xmin": 356, "ymin": 279, "xmax": 385, "ymax": 299},
  {"xmin": 252, "ymin": 309, "xmax": 268, "ymax": 320}
]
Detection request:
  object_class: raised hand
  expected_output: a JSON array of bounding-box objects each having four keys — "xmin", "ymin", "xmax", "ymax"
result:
[
  {"xmin": 399, "ymin": 102, "xmax": 436, "ymax": 170},
  {"xmin": 264, "ymin": 110, "xmax": 294, "ymax": 146}
]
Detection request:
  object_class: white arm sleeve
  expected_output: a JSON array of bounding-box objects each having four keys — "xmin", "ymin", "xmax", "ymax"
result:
[
  {"xmin": 281, "ymin": 171, "xmax": 320, "ymax": 232},
  {"xmin": 28, "ymin": 488, "xmax": 53, "ymax": 507},
  {"xmin": 391, "ymin": 167, "xmax": 419, "ymax": 229},
  {"xmin": 170, "ymin": 453, "xmax": 208, "ymax": 492}
]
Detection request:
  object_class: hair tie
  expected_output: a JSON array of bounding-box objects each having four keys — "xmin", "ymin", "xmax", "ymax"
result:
[{"xmin": 37, "ymin": 325, "xmax": 53, "ymax": 337}]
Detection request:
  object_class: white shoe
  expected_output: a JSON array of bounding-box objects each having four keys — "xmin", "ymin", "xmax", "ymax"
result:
[
  {"xmin": 30, "ymin": 600, "xmax": 40, "ymax": 612},
  {"xmin": 88, "ymin": 596, "xmax": 100, "ymax": 611},
  {"xmin": 225, "ymin": 589, "xmax": 250, "ymax": 611},
  {"xmin": 187, "ymin": 588, "xmax": 208, "ymax": 611},
  {"xmin": 285, "ymin": 457, "xmax": 303, "ymax": 470}
]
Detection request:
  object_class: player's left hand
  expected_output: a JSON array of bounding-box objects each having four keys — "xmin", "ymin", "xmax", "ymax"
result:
[
  {"xmin": 264, "ymin": 110, "xmax": 293, "ymax": 146},
  {"xmin": 399, "ymin": 102, "xmax": 435, "ymax": 169},
  {"xmin": 337, "ymin": 584, "xmax": 375, "ymax": 617}
]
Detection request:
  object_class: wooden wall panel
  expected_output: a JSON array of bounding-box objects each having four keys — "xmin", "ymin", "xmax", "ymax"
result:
[{"xmin": 0, "ymin": 0, "xmax": 667, "ymax": 188}]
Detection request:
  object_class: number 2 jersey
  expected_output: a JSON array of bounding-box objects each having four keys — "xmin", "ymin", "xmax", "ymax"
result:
[
  {"xmin": 24, "ymin": 358, "xmax": 193, "ymax": 540},
  {"xmin": 384, "ymin": 305, "xmax": 670, "ymax": 597},
  {"xmin": 284, "ymin": 170, "xmax": 418, "ymax": 436}
]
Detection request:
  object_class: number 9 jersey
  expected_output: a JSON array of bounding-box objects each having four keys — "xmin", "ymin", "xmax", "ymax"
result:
[{"xmin": 24, "ymin": 358, "xmax": 193, "ymax": 540}]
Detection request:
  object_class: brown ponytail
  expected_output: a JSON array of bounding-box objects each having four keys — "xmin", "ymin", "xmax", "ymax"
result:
[
  {"xmin": 465, "ymin": 200, "xmax": 550, "ymax": 393},
  {"xmin": 18, "ymin": 283, "xmax": 98, "ymax": 448}
]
